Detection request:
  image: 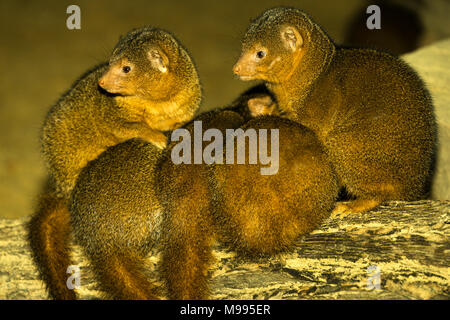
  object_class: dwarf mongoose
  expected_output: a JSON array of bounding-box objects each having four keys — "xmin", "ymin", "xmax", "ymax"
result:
[
  {"xmin": 42, "ymin": 27, "xmax": 201, "ymax": 198},
  {"xmin": 28, "ymin": 27, "xmax": 201, "ymax": 299},
  {"xmin": 233, "ymin": 7, "xmax": 437, "ymax": 215}
]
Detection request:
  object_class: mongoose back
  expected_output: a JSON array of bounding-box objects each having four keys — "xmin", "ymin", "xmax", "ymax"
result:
[
  {"xmin": 233, "ymin": 7, "xmax": 437, "ymax": 215},
  {"xmin": 28, "ymin": 27, "xmax": 201, "ymax": 299}
]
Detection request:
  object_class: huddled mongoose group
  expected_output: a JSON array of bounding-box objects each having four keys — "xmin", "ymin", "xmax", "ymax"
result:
[
  {"xmin": 156, "ymin": 108, "xmax": 338, "ymax": 299},
  {"xmin": 28, "ymin": 27, "xmax": 202, "ymax": 299},
  {"xmin": 28, "ymin": 6, "xmax": 437, "ymax": 300}
]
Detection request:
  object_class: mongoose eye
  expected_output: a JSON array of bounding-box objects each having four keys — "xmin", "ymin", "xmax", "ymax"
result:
[
  {"xmin": 256, "ymin": 50, "xmax": 266, "ymax": 59},
  {"xmin": 122, "ymin": 66, "xmax": 131, "ymax": 73}
]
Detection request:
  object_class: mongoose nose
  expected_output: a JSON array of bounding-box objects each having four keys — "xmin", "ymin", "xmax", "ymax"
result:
[
  {"xmin": 233, "ymin": 64, "xmax": 241, "ymax": 75},
  {"xmin": 98, "ymin": 79, "xmax": 105, "ymax": 87}
]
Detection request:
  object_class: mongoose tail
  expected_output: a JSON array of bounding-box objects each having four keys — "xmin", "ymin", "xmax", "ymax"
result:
[{"xmin": 28, "ymin": 179, "xmax": 75, "ymax": 299}]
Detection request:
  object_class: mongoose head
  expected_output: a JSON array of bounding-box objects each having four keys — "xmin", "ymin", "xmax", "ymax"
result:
[
  {"xmin": 233, "ymin": 7, "xmax": 335, "ymax": 84},
  {"xmin": 98, "ymin": 27, "xmax": 199, "ymax": 101}
]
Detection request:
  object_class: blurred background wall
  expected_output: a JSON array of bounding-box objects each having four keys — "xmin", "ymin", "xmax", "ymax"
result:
[{"xmin": 0, "ymin": 0, "xmax": 449, "ymax": 218}]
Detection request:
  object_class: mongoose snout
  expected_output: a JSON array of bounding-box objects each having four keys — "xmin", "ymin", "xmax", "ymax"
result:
[
  {"xmin": 233, "ymin": 56, "xmax": 257, "ymax": 80},
  {"xmin": 97, "ymin": 59, "xmax": 136, "ymax": 95}
]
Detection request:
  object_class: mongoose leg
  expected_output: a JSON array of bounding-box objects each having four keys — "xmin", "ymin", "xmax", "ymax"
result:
[
  {"xmin": 87, "ymin": 251, "xmax": 159, "ymax": 300},
  {"xmin": 113, "ymin": 121, "xmax": 167, "ymax": 149},
  {"xmin": 28, "ymin": 192, "xmax": 76, "ymax": 300}
]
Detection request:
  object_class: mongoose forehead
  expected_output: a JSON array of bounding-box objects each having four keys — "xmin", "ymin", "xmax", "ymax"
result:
[{"xmin": 111, "ymin": 27, "xmax": 182, "ymax": 64}]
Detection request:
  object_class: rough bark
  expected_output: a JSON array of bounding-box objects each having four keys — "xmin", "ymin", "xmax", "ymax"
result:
[{"xmin": 0, "ymin": 200, "xmax": 448, "ymax": 300}]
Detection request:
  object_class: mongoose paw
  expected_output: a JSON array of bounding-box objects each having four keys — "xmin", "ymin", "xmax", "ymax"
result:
[
  {"xmin": 331, "ymin": 202, "xmax": 355, "ymax": 218},
  {"xmin": 331, "ymin": 199, "xmax": 381, "ymax": 218}
]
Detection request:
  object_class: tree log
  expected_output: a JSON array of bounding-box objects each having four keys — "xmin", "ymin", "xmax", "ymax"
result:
[{"xmin": 0, "ymin": 200, "xmax": 448, "ymax": 300}]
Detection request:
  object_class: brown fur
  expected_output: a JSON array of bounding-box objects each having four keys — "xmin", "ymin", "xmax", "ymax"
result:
[
  {"xmin": 42, "ymin": 27, "xmax": 201, "ymax": 198},
  {"xmin": 210, "ymin": 117, "xmax": 338, "ymax": 255},
  {"xmin": 28, "ymin": 27, "xmax": 201, "ymax": 299},
  {"xmin": 70, "ymin": 139, "xmax": 163, "ymax": 299},
  {"xmin": 68, "ymin": 82, "xmax": 337, "ymax": 299},
  {"xmin": 156, "ymin": 109, "xmax": 245, "ymax": 299},
  {"xmin": 234, "ymin": 7, "xmax": 437, "ymax": 215},
  {"xmin": 155, "ymin": 96, "xmax": 338, "ymax": 299},
  {"xmin": 27, "ymin": 178, "xmax": 75, "ymax": 299},
  {"xmin": 69, "ymin": 103, "xmax": 246, "ymax": 299}
]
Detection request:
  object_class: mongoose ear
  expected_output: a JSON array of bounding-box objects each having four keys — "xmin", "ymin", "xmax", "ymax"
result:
[
  {"xmin": 281, "ymin": 26, "xmax": 303, "ymax": 52},
  {"xmin": 148, "ymin": 48, "xmax": 169, "ymax": 73}
]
